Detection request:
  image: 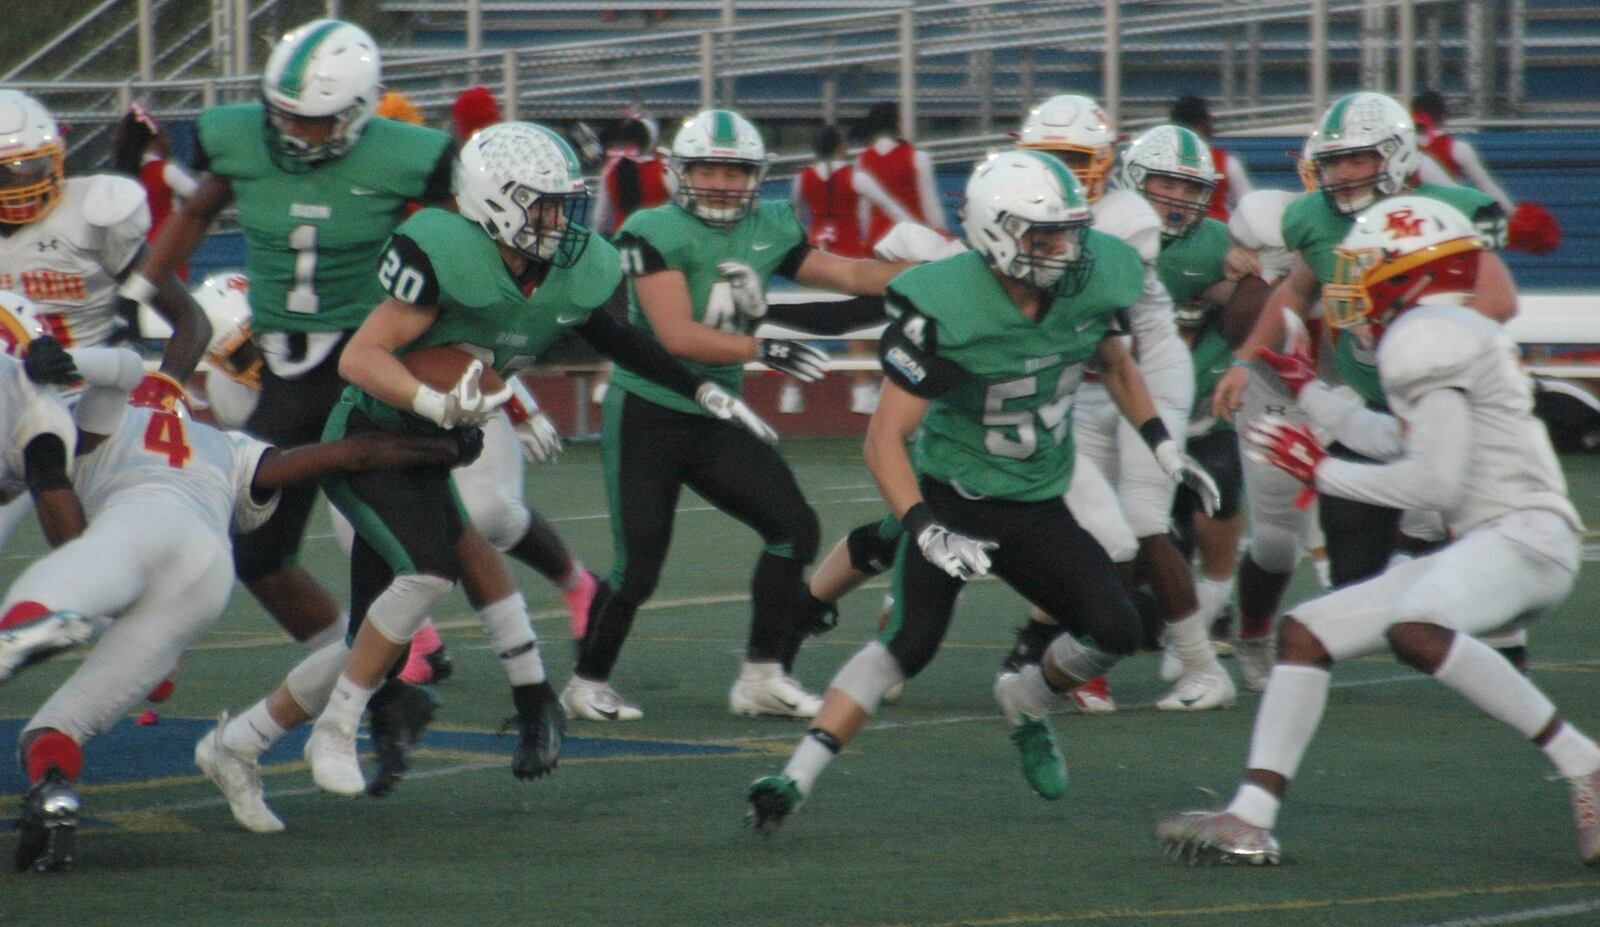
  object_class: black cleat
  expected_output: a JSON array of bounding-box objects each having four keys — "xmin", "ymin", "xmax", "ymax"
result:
[
  {"xmin": 508, "ymin": 682, "xmax": 564, "ymax": 780},
  {"xmin": 364, "ymin": 679, "xmax": 438, "ymax": 798},
  {"xmin": 424, "ymin": 642, "xmax": 455, "ymax": 683},
  {"xmin": 15, "ymin": 768, "xmax": 78, "ymax": 873},
  {"xmin": 999, "ymin": 620, "xmax": 1064, "ymax": 673}
]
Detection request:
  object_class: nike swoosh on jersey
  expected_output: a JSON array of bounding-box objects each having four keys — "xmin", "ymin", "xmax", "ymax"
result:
[
  {"xmin": 751, "ymin": 242, "xmax": 773, "ymax": 251},
  {"xmin": 350, "ymin": 187, "xmax": 380, "ymax": 196},
  {"xmin": 1181, "ymin": 269, "xmax": 1204, "ymax": 276},
  {"xmin": 556, "ymin": 314, "xmax": 587, "ymax": 324}
]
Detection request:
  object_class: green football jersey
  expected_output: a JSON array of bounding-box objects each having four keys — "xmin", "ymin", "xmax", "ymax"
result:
[
  {"xmin": 1188, "ymin": 322, "xmax": 1234, "ymax": 433},
  {"xmin": 197, "ymin": 104, "xmax": 453, "ymax": 335},
  {"xmin": 1156, "ymin": 217, "xmax": 1230, "ymax": 306},
  {"xmin": 886, "ymin": 236, "xmax": 1143, "ymax": 503},
  {"xmin": 608, "ymin": 200, "xmax": 809, "ymax": 415},
  {"xmin": 1281, "ymin": 183, "xmax": 1505, "ymax": 406},
  {"xmin": 346, "ymin": 208, "xmax": 622, "ymax": 433}
]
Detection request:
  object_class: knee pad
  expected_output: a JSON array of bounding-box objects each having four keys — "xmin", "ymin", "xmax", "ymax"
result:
[
  {"xmin": 286, "ymin": 640, "xmax": 349, "ymax": 715},
  {"xmin": 469, "ymin": 500, "xmax": 533, "ymax": 553},
  {"xmin": 1248, "ymin": 520, "xmax": 1304, "ymax": 575},
  {"xmin": 365, "ymin": 574, "xmax": 454, "ymax": 645},
  {"xmin": 846, "ymin": 519, "xmax": 900, "ymax": 576},
  {"xmin": 829, "ymin": 641, "xmax": 906, "ymax": 715}
]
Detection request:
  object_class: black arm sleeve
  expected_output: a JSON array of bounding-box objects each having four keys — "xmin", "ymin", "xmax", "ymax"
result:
[
  {"xmin": 381, "ymin": 234, "xmax": 442, "ymax": 305},
  {"xmin": 613, "ymin": 231, "xmax": 670, "ymax": 276},
  {"xmin": 763, "ymin": 295, "xmax": 887, "ymax": 335},
  {"xmin": 23, "ymin": 434, "xmax": 71, "ymax": 493},
  {"xmin": 572, "ymin": 307, "xmax": 703, "ymax": 400},
  {"xmin": 421, "ymin": 142, "xmax": 458, "ymax": 203},
  {"xmin": 877, "ymin": 293, "xmax": 966, "ymax": 399},
  {"xmin": 775, "ymin": 240, "xmax": 812, "ymax": 280}
]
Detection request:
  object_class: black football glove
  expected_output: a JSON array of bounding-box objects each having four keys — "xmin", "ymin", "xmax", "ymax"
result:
[
  {"xmin": 23, "ymin": 337, "xmax": 78, "ymax": 386},
  {"xmin": 450, "ymin": 425, "xmax": 486, "ymax": 467}
]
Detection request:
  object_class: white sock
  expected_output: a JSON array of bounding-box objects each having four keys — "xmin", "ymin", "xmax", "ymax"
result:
[
  {"xmin": 1311, "ymin": 556, "xmax": 1332, "ymax": 590},
  {"xmin": 221, "ymin": 700, "xmax": 284, "ymax": 757},
  {"xmin": 1167, "ymin": 608, "xmax": 1222, "ymax": 674},
  {"xmin": 1543, "ymin": 724, "xmax": 1600, "ymax": 779},
  {"xmin": 1431, "ymin": 632, "xmax": 1553, "ymax": 739},
  {"xmin": 479, "ymin": 594, "xmax": 547, "ymax": 686},
  {"xmin": 1245, "ymin": 663, "xmax": 1331, "ymax": 781},
  {"xmin": 1197, "ymin": 575, "xmax": 1234, "ymax": 625},
  {"xmin": 322, "ymin": 674, "xmax": 376, "ymax": 729},
  {"xmin": 999, "ymin": 664, "xmax": 1057, "ymax": 726},
  {"xmin": 783, "ymin": 731, "xmax": 838, "ymax": 796},
  {"xmin": 1226, "ymin": 782, "xmax": 1282, "ymax": 830}
]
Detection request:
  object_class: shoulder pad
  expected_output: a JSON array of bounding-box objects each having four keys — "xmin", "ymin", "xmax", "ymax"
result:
[
  {"xmin": 1377, "ymin": 307, "xmax": 1492, "ymax": 398},
  {"xmin": 1092, "ymin": 190, "xmax": 1161, "ymax": 263},
  {"xmin": 873, "ymin": 222, "xmax": 965, "ymax": 262},
  {"xmin": 77, "ymin": 174, "xmax": 151, "ymax": 229},
  {"xmin": 1229, "ymin": 190, "xmax": 1298, "ymax": 251}
]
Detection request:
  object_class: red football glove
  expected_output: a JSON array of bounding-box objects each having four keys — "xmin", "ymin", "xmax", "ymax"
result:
[
  {"xmin": 1256, "ymin": 343, "xmax": 1317, "ymax": 398},
  {"xmin": 1507, "ymin": 202, "xmax": 1561, "ymax": 255},
  {"xmin": 1244, "ymin": 417, "xmax": 1327, "ymax": 486},
  {"xmin": 128, "ymin": 371, "xmax": 190, "ymax": 414}
]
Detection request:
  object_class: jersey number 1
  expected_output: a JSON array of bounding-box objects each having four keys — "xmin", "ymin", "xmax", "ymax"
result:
[
  {"xmin": 142, "ymin": 412, "xmax": 192, "ymax": 468},
  {"xmin": 287, "ymin": 225, "xmax": 320, "ymax": 314}
]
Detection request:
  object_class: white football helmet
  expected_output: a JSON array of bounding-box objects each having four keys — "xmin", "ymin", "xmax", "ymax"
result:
[
  {"xmin": 962, "ymin": 150, "xmax": 1094, "ymax": 294},
  {"xmin": 1324, "ymin": 195, "xmax": 1482, "ymax": 332},
  {"xmin": 1307, "ymin": 91, "xmax": 1418, "ymax": 215},
  {"xmin": 666, "ymin": 109, "xmax": 767, "ymax": 226},
  {"xmin": 190, "ymin": 271, "xmax": 261, "ymax": 429},
  {"xmin": 1015, "ymin": 94, "xmax": 1117, "ymax": 202},
  {"xmin": 1121, "ymin": 124, "xmax": 1216, "ymax": 238},
  {"xmin": 260, "ymin": 19, "xmax": 382, "ymax": 164},
  {"xmin": 0, "ymin": 289, "xmax": 49, "ymax": 358},
  {"xmin": 0, "ymin": 90, "xmax": 65, "ymax": 225},
  {"xmin": 455, "ymin": 121, "xmax": 592, "ymax": 268}
]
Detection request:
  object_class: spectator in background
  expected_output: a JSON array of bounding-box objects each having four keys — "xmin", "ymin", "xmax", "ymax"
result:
[
  {"xmin": 593, "ymin": 117, "xmax": 670, "ymax": 237},
  {"xmin": 1412, "ymin": 89, "xmax": 1561, "ymax": 254},
  {"xmin": 1170, "ymin": 95, "xmax": 1252, "ymax": 221},
  {"xmin": 112, "ymin": 103, "xmax": 198, "ymax": 283},
  {"xmin": 852, "ymin": 102, "xmax": 945, "ymax": 414},
  {"xmin": 784, "ymin": 124, "xmax": 914, "ymax": 414},
  {"xmin": 451, "ymin": 86, "xmax": 502, "ymax": 143}
]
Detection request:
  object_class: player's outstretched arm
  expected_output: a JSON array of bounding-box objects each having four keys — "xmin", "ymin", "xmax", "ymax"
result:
[
  {"xmin": 793, "ymin": 249, "xmax": 914, "ymax": 297},
  {"xmin": 23, "ymin": 435, "xmax": 86, "ymax": 547},
  {"xmin": 125, "ymin": 175, "xmax": 235, "ymax": 380},
  {"xmin": 1212, "ymin": 256, "xmax": 1318, "ymax": 420},
  {"xmin": 250, "ymin": 432, "xmax": 465, "ymax": 491}
]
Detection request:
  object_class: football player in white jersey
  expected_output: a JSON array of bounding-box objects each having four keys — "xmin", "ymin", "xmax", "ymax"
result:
[
  {"xmin": 1155, "ymin": 196, "xmax": 1600, "ymax": 868},
  {"xmin": 3, "ymin": 383, "xmax": 471, "ymax": 873},
  {"xmin": 0, "ymin": 91, "xmax": 211, "ymax": 544}
]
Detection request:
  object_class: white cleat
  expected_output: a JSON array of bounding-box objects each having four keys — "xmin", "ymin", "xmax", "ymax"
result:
[
  {"xmin": 1155, "ymin": 810, "xmax": 1281, "ymax": 866},
  {"xmin": 1159, "ymin": 641, "xmax": 1183, "ymax": 683},
  {"xmin": 1570, "ymin": 764, "xmax": 1600, "ymax": 867},
  {"xmin": 304, "ymin": 715, "xmax": 366, "ymax": 796},
  {"xmin": 0, "ymin": 610, "xmax": 97, "ymax": 683},
  {"xmin": 880, "ymin": 681, "xmax": 906, "ymax": 705},
  {"xmin": 195, "ymin": 714, "xmax": 285, "ymax": 833},
  {"xmin": 1067, "ymin": 675, "xmax": 1117, "ymax": 714},
  {"xmin": 1157, "ymin": 668, "xmax": 1237, "ymax": 712},
  {"xmin": 560, "ymin": 676, "xmax": 643, "ymax": 722},
  {"xmin": 729, "ymin": 662, "xmax": 822, "ymax": 718},
  {"xmin": 1234, "ymin": 636, "xmax": 1274, "ymax": 692}
]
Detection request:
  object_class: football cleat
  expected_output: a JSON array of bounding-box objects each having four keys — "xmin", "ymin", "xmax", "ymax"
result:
[
  {"xmin": 1157, "ymin": 669, "xmax": 1237, "ymax": 712},
  {"xmin": 195, "ymin": 713, "xmax": 284, "ymax": 834},
  {"xmin": 364, "ymin": 679, "xmax": 438, "ymax": 797},
  {"xmin": 1068, "ymin": 675, "xmax": 1117, "ymax": 714},
  {"xmin": 509, "ymin": 682, "xmax": 565, "ymax": 779},
  {"xmin": 1159, "ymin": 640, "xmax": 1183, "ymax": 683},
  {"xmin": 424, "ymin": 643, "xmax": 455, "ymax": 683},
  {"xmin": 729, "ymin": 662, "xmax": 823, "ymax": 719},
  {"xmin": 880, "ymin": 681, "xmax": 906, "ymax": 705},
  {"xmin": 1569, "ymin": 764, "xmax": 1600, "ymax": 866},
  {"xmin": 745, "ymin": 774, "xmax": 803, "ymax": 835},
  {"xmin": 1155, "ymin": 810, "xmax": 1281, "ymax": 866},
  {"xmin": 14, "ymin": 768, "xmax": 78, "ymax": 873},
  {"xmin": 1234, "ymin": 636, "xmax": 1274, "ymax": 692},
  {"xmin": 560, "ymin": 676, "xmax": 643, "ymax": 722},
  {"xmin": 993, "ymin": 669, "xmax": 1067, "ymax": 799},
  {"xmin": 304, "ymin": 714, "xmax": 365, "ymax": 797},
  {"xmin": 0, "ymin": 609, "xmax": 96, "ymax": 683}
]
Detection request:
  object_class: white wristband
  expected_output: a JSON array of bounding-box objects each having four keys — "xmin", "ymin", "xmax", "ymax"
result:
[
  {"xmin": 118, "ymin": 272, "xmax": 158, "ymax": 304},
  {"xmin": 411, "ymin": 384, "xmax": 448, "ymax": 427}
]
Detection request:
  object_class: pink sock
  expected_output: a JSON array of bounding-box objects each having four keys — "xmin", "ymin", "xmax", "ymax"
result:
[
  {"xmin": 398, "ymin": 622, "xmax": 443, "ymax": 684},
  {"xmin": 566, "ymin": 570, "xmax": 599, "ymax": 639}
]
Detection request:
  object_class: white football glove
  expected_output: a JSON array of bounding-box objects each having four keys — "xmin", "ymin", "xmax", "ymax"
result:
[
  {"xmin": 504, "ymin": 376, "xmax": 563, "ymax": 463},
  {"xmin": 695, "ymin": 382, "xmax": 779, "ymax": 445},
  {"xmin": 411, "ymin": 359, "xmax": 514, "ymax": 429},
  {"xmin": 871, "ymin": 222, "xmax": 964, "ymax": 263},
  {"xmin": 914, "ymin": 522, "xmax": 998, "ymax": 581},
  {"xmin": 717, "ymin": 261, "xmax": 767, "ymax": 320},
  {"xmin": 1152, "ymin": 438, "xmax": 1223, "ymax": 517}
]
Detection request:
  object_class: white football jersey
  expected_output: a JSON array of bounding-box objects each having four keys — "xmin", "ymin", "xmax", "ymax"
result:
[
  {"xmin": 1093, "ymin": 187, "xmax": 1186, "ymax": 377},
  {"xmin": 1228, "ymin": 189, "xmax": 1299, "ymax": 284},
  {"xmin": 0, "ymin": 354, "xmax": 76, "ymax": 503},
  {"xmin": 0, "ymin": 175, "xmax": 150, "ymax": 348},
  {"xmin": 1378, "ymin": 303, "xmax": 1580, "ymax": 535},
  {"xmin": 72, "ymin": 405, "xmax": 276, "ymax": 543}
]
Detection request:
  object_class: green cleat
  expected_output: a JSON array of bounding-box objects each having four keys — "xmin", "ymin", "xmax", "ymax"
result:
[
  {"xmin": 1009, "ymin": 717, "xmax": 1067, "ymax": 800},
  {"xmin": 745, "ymin": 774, "xmax": 803, "ymax": 835}
]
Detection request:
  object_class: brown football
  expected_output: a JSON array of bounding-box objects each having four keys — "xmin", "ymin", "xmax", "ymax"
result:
[{"xmin": 400, "ymin": 345, "xmax": 505, "ymax": 394}]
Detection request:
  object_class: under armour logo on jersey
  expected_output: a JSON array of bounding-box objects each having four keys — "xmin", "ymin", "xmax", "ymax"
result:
[
  {"xmin": 1383, "ymin": 208, "xmax": 1425, "ymax": 239},
  {"xmin": 35, "ymin": 238, "xmax": 59, "ymax": 252},
  {"xmin": 1265, "ymin": 405, "xmax": 1287, "ymax": 415}
]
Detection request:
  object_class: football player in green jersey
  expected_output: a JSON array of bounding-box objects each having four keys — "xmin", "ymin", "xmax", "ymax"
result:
[
  {"xmin": 746, "ymin": 151, "xmax": 1216, "ymax": 832},
  {"xmin": 565, "ymin": 109, "xmax": 911, "ymax": 724},
  {"xmin": 1211, "ymin": 91, "xmax": 1517, "ymax": 594},
  {"xmin": 297, "ymin": 121, "xmax": 778, "ymax": 798}
]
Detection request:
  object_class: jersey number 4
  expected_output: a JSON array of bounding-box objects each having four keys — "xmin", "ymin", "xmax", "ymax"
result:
[
  {"xmin": 983, "ymin": 370, "xmax": 1081, "ymax": 460},
  {"xmin": 142, "ymin": 412, "xmax": 192, "ymax": 468}
]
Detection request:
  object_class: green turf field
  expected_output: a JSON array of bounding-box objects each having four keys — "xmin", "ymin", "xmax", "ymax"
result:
[{"xmin": 3, "ymin": 438, "xmax": 1599, "ymax": 926}]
